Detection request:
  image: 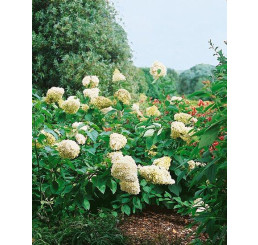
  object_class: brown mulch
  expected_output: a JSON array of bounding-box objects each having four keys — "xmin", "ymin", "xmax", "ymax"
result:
[{"xmin": 118, "ymin": 206, "xmax": 207, "ymax": 245}]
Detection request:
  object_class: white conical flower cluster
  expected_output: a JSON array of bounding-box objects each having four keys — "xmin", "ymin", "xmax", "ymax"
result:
[
  {"xmin": 138, "ymin": 156, "xmax": 175, "ymax": 185},
  {"xmin": 170, "ymin": 121, "xmax": 194, "ymax": 143},
  {"xmin": 75, "ymin": 133, "xmax": 86, "ymax": 145},
  {"xmin": 112, "ymin": 69, "xmax": 126, "ymax": 82},
  {"xmin": 40, "ymin": 130, "xmax": 56, "ymax": 146},
  {"xmin": 110, "ymin": 153, "xmax": 140, "ymax": 195},
  {"xmin": 153, "ymin": 156, "xmax": 171, "ymax": 170},
  {"xmin": 90, "ymin": 96, "xmax": 113, "ymax": 109}
]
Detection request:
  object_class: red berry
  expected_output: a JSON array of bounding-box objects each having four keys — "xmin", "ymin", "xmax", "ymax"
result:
[
  {"xmin": 219, "ymin": 136, "xmax": 224, "ymax": 141},
  {"xmin": 191, "ymin": 107, "xmax": 197, "ymax": 116},
  {"xmin": 198, "ymin": 99, "xmax": 205, "ymax": 106},
  {"xmin": 104, "ymin": 127, "xmax": 112, "ymax": 132}
]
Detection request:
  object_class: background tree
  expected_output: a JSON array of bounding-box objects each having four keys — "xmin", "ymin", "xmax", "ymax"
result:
[
  {"xmin": 177, "ymin": 64, "xmax": 215, "ymax": 95},
  {"xmin": 32, "ymin": 0, "xmax": 147, "ymax": 95}
]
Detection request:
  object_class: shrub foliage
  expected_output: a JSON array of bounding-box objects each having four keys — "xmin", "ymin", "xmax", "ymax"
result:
[{"xmin": 32, "ymin": 0, "xmax": 147, "ymax": 95}]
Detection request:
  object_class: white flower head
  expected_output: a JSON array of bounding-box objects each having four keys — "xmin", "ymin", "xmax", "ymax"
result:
[
  {"xmin": 109, "ymin": 133, "xmax": 127, "ymax": 150},
  {"xmin": 75, "ymin": 133, "xmax": 86, "ymax": 145},
  {"xmin": 174, "ymin": 113, "xmax": 197, "ymax": 125},
  {"xmin": 170, "ymin": 96, "xmax": 183, "ymax": 105},
  {"xmin": 114, "ymin": 89, "xmax": 131, "ymax": 105},
  {"xmin": 112, "ymin": 69, "xmax": 126, "ymax": 82},
  {"xmin": 146, "ymin": 105, "xmax": 161, "ymax": 117},
  {"xmin": 83, "ymin": 88, "xmax": 100, "ymax": 100},
  {"xmin": 62, "ymin": 96, "xmax": 80, "ymax": 114},
  {"xmin": 153, "ymin": 156, "xmax": 171, "ymax": 170},
  {"xmin": 111, "ymin": 155, "xmax": 138, "ymax": 182},
  {"xmin": 45, "ymin": 87, "xmax": 64, "ymax": 104},
  {"xmin": 82, "ymin": 75, "xmax": 99, "ymax": 88},
  {"xmin": 108, "ymin": 151, "xmax": 124, "ymax": 163},
  {"xmin": 120, "ymin": 180, "xmax": 140, "ymax": 195},
  {"xmin": 57, "ymin": 140, "xmax": 80, "ymax": 159},
  {"xmin": 138, "ymin": 165, "xmax": 175, "ymax": 185},
  {"xmin": 150, "ymin": 61, "xmax": 167, "ymax": 79}
]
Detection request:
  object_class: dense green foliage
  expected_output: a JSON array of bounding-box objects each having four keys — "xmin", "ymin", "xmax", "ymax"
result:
[
  {"xmin": 32, "ymin": 43, "xmax": 227, "ymax": 245},
  {"xmin": 32, "ymin": 213, "xmax": 127, "ymax": 245},
  {"xmin": 32, "ymin": 0, "xmax": 147, "ymax": 95},
  {"xmin": 177, "ymin": 64, "xmax": 215, "ymax": 95},
  {"xmin": 173, "ymin": 43, "xmax": 227, "ymax": 244},
  {"xmin": 32, "ymin": 89, "xmax": 194, "ymax": 221}
]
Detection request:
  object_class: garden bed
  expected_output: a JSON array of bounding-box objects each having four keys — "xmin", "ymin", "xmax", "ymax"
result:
[{"xmin": 119, "ymin": 206, "xmax": 207, "ymax": 245}]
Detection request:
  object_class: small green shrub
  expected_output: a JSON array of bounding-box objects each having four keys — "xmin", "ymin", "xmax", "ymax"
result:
[{"xmin": 32, "ymin": 214, "xmax": 127, "ymax": 245}]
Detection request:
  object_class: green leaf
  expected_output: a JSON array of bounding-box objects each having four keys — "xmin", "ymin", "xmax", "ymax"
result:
[
  {"xmin": 146, "ymin": 137, "xmax": 153, "ymax": 149},
  {"xmin": 177, "ymin": 170, "xmax": 186, "ymax": 182},
  {"xmin": 108, "ymin": 179, "xmax": 117, "ymax": 194},
  {"xmin": 86, "ymin": 130, "xmax": 99, "ymax": 143},
  {"xmin": 41, "ymin": 108, "xmax": 52, "ymax": 118},
  {"xmin": 111, "ymin": 211, "xmax": 118, "ymax": 217},
  {"xmin": 121, "ymin": 198, "xmax": 130, "ymax": 204},
  {"xmin": 206, "ymin": 164, "xmax": 217, "ymax": 182},
  {"xmin": 198, "ymin": 125, "xmax": 220, "ymax": 149},
  {"xmin": 82, "ymin": 199, "xmax": 90, "ymax": 210},
  {"xmin": 50, "ymin": 181, "xmax": 59, "ymax": 193},
  {"xmin": 168, "ymin": 184, "xmax": 182, "ymax": 196},
  {"xmin": 34, "ymin": 114, "xmax": 45, "ymax": 128},
  {"xmin": 143, "ymin": 186, "xmax": 151, "ymax": 193},
  {"xmin": 85, "ymin": 147, "xmax": 96, "ymax": 155},
  {"xmin": 142, "ymin": 193, "xmax": 150, "ymax": 204},
  {"xmin": 121, "ymin": 205, "xmax": 131, "ymax": 215},
  {"xmin": 91, "ymin": 176, "xmax": 106, "ymax": 194},
  {"xmin": 63, "ymin": 185, "xmax": 73, "ymax": 194}
]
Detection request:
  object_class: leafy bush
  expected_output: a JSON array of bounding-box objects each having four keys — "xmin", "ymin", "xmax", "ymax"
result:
[
  {"xmin": 32, "ymin": 0, "xmax": 147, "ymax": 95},
  {"xmin": 32, "ymin": 42, "xmax": 227, "ymax": 244},
  {"xmin": 173, "ymin": 42, "xmax": 227, "ymax": 244}
]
